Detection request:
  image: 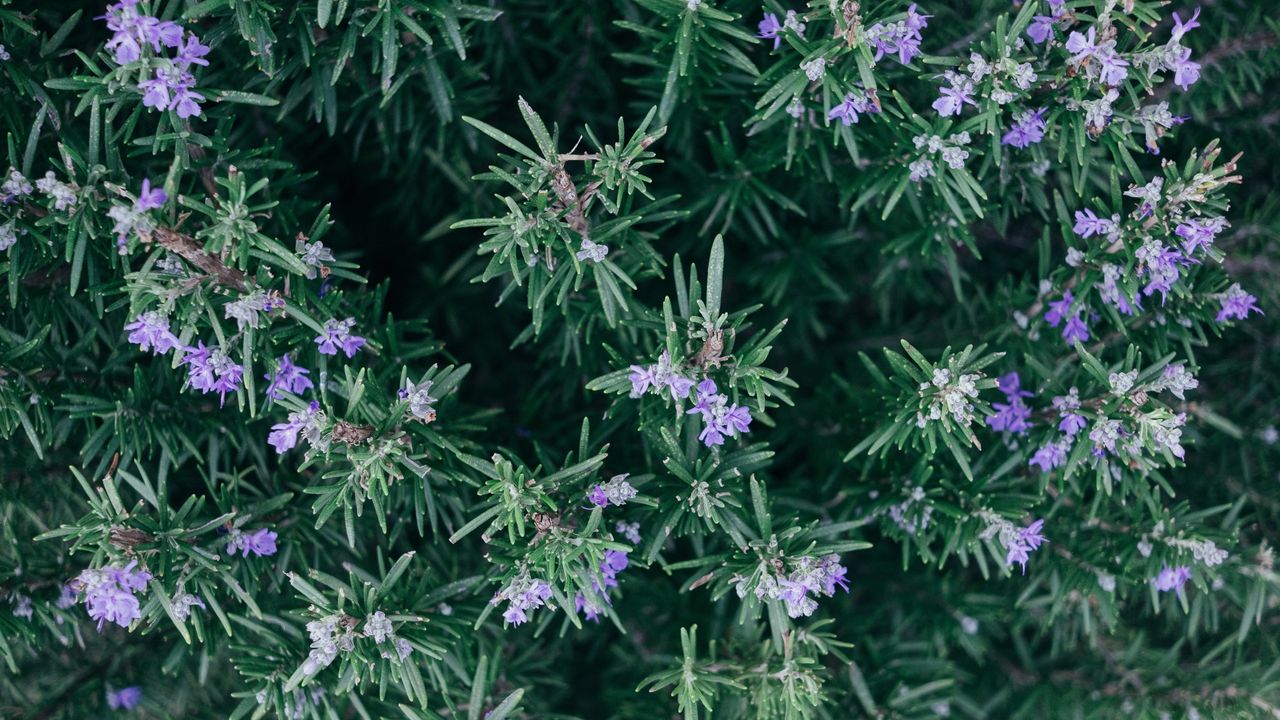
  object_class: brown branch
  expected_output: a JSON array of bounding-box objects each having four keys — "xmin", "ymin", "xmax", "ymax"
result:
[{"xmin": 141, "ymin": 226, "xmax": 249, "ymax": 292}]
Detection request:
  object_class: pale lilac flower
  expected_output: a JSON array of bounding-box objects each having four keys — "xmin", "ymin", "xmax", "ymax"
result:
[
  {"xmin": 11, "ymin": 593, "xmax": 32, "ymax": 620},
  {"xmin": 124, "ymin": 311, "xmax": 182, "ymax": 355},
  {"xmin": 1153, "ymin": 565, "xmax": 1191, "ymax": 593},
  {"xmin": 687, "ymin": 379, "xmax": 752, "ymax": 447},
  {"xmin": 827, "ymin": 91, "xmax": 877, "ymax": 126},
  {"xmin": 1001, "ymin": 108, "xmax": 1047, "ymax": 148},
  {"xmin": 0, "ymin": 222, "xmax": 16, "ymax": 252},
  {"xmin": 1169, "ymin": 46, "xmax": 1200, "ymax": 91},
  {"xmin": 264, "ymin": 355, "xmax": 313, "ymax": 400},
  {"xmin": 170, "ymin": 591, "xmax": 205, "ymax": 621},
  {"xmin": 298, "ymin": 240, "xmax": 336, "ymax": 278},
  {"xmin": 1, "ymin": 168, "xmax": 32, "ymax": 203},
  {"xmin": 180, "ymin": 341, "xmax": 243, "ymax": 406},
  {"xmin": 1052, "ymin": 388, "xmax": 1087, "ymax": 436},
  {"xmin": 107, "ymin": 686, "xmax": 143, "ymax": 711},
  {"xmin": 0, "ymin": 45, "xmax": 9, "ymax": 62},
  {"xmin": 401, "ymin": 379, "xmax": 437, "ymax": 421},
  {"xmin": 1215, "ymin": 283, "xmax": 1262, "ymax": 323},
  {"xmin": 35, "ymin": 171, "xmax": 78, "ymax": 210},
  {"xmin": 226, "ymin": 527, "xmax": 278, "ymax": 558},
  {"xmin": 616, "ymin": 520, "xmax": 642, "ymax": 544},
  {"xmin": 575, "ymin": 238, "xmax": 608, "ymax": 263},
  {"xmin": 364, "ymin": 611, "xmax": 393, "ymax": 643},
  {"xmin": 315, "ymin": 317, "xmax": 366, "ymax": 357},
  {"xmin": 587, "ymin": 474, "xmax": 637, "ymax": 508}
]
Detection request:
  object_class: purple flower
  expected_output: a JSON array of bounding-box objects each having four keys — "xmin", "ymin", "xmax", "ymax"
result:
[
  {"xmin": 1044, "ymin": 290, "xmax": 1075, "ymax": 327},
  {"xmin": 315, "ymin": 317, "xmax": 366, "ymax": 358},
  {"xmin": 1216, "ymin": 283, "xmax": 1262, "ymax": 323},
  {"xmin": 1001, "ymin": 108, "xmax": 1047, "ymax": 148},
  {"xmin": 135, "ymin": 178, "xmax": 166, "ymax": 211},
  {"xmin": 1005, "ymin": 518, "xmax": 1047, "ymax": 573},
  {"xmin": 494, "ymin": 575, "xmax": 554, "ymax": 627},
  {"xmin": 987, "ymin": 372, "xmax": 1034, "ymax": 435},
  {"xmin": 1059, "ymin": 413, "xmax": 1087, "ymax": 436},
  {"xmin": 757, "ymin": 13, "xmax": 783, "ymax": 49},
  {"xmin": 1062, "ymin": 314, "xmax": 1090, "ymax": 344},
  {"xmin": 1027, "ymin": 0, "xmax": 1066, "ymax": 44},
  {"xmin": 1029, "ymin": 442, "xmax": 1067, "ymax": 473},
  {"xmin": 1171, "ymin": 7, "xmax": 1200, "ymax": 42},
  {"xmin": 107, "ymin": 686, "xmax": 143, "ymax": 711},
  {"xmin": 124, "ymin": 311, "xmax": 181, "ymax": 355},
  {"xmin": 628, "ymin": 350, "xmax": 695, "ymax": 400},
  {"xmin": 1064, "ymin": 28, "xmax": 1098, "ymax": 63},
  {"xmin": 827, "ymin": 91, "xmax": 877, "ymax": 126},
  {"xmin": 75, "ymin": 561, "xmax": 152, "ymax": 631},
  {"xmin": 227, "ymin": 527, "xmax": 278, "ymax": 557},
  {"xmin": 267, "ymin": 401, "xmax": 324, "ymax": 454},
  {"xmin": 587, "ymin": 474, "xmax": 637, "ymax": 508},
  {"xmin": 264, "ymin": 355, "xmax": 313, "ymax": 400},
  {"xmin": 865, "ymin": 5, "xmax": 929, "ymax": 65},
  {"xmin": 1072, "ymin": 209, "xmax": 1118, "ymax": 239},
  {"xmin": 687, "ymin": 379, "xmax": 752, "ymax": 447},
  {"xmin": 179, "ymin": 341, "xmax": 243, "ymax": 406},
  {"xmin": 1170, "ymin": 46, "xmax": 1201, "ymax": 91},
  {"xmin": 174, "ymin": 35, "xmax": 210, "ymax": 67},
  {"xmin": 1153, "ymin": 565, "xmax": 1191, "ymax": 593},
  {"xmin": 932, "ymin": 73, "xmax": 976, "ymax": 117},
  {"xmin": 1175, "ymin": 217, "xmax": 1226, "ymax": 256}
]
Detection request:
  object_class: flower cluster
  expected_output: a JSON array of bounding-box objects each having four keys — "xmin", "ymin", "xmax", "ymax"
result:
[
  {"xmin": 35, "ymin": 171, "xmax": 78, "ymax": 210},
  {"xmin": 575, "ymin": 549, "xmax": 631, "ymax": 622},
  {"xmin": 736, "ymin": 554, "xmax": 849, "ymax": 619},
  {"xmin": 399, "ymin": 379, "xmax": 437, "ymax": 422},
  {"xmin": 1131, "ymin": 8, "xmax": 1202, "ymax": 92},
  {"xmin": 986, "ymin": 372, "xmax": 1034, "ymax": 435},
  {"xmin": 492, "ymin": 572, "xmax": 555, "ymax": 626},
  {"xmin": 1164, "ymin": 536, "xmax": 1228, "ymax": 567},
  {"xmin": 300, "ymin": 613, "xmax": 357, "ymax": 676},
  {"xmin": 1043, "ymin": 290, "xmax": 1090, "ymax": 344},
  {"xmin": 224, "ymin": 291, "xmax": 284, "ymax": 331},
  {"xmin": 363, "ymin": 611, "xmax": 413, "ymax": 662},
  {"xmin": 864, "ymin": 4, "xmax": 929, "ymax": 66},
  {"xmin": 315, "ymin": 317, "xmax": 366, "ymax": 358},
  {"xmin": 1029, "ymin": 387, "xmax": 1086, "ymax": 472},
  {"xmin": 225, "ymin": 527, "xmax": 278, "ymax": 558},
  {"xmin": 267, "ymin": 401, "xmax": 328, "ymax": 454},
  {"xmin": 180, "ymin": 341, "xmax": 244, "ymax": 406},
  {"xmin": 687, "ymin": 379, "xmax": 752, "ymax": 447},
  {"xmin": 297, "ymin": 238, "xmax": 335, "ymax": 279},
  {"xmin": 73, "ymin": 561, "xmax": 152, "ymax": 630},
  {"xmin": 1001, "ymin": 108, "xmax": 1047, "ymax": 149},
  {"xmin": 915, "ymin": 367, "xmax": 981, "ymax": 429},
  {"xmin": 978, "ymin": 512, "xmax": 1046, "ymax": 573},
  {"xmin": 628, "ymin": 350, "xmax": 695, "ymax": 400},
  {"xmin": 170, "ymin": 591, "xmax": 205, "ymax": 621},
  {"xmin": 575, "ymin": 238, "xmax": 609, "ymax": 263},
  {"xmin": 827, "ymin": 88, "xmax": 879, "ymax": 127},
  {"xmin": 909, "ymin": 132, "xmax": 972, "ymax": 182},
  {"xmin": 124, "ymin": 311, "xmax": 182, "ymax": 355},
  {"xmin": 588, "ymin": 474, "xmax": 637, "ymax": 508},
  {"xmin": 109, "ymin": 178, "xmax": 166, "ymax": 253},
  {"xmin": 102, "ymin": 0, "xmax": 210, "ymax": 118}
]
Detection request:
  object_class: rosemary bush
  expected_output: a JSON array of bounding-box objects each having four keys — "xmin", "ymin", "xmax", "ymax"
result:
[{"xmin": 1, "ymin": 0, "xmax": 1279, "ymax": 717}]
